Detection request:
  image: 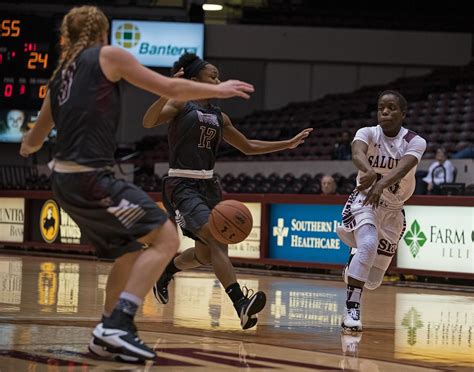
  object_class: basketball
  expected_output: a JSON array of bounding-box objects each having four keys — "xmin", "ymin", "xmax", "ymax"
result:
[{"xmin": 209, "ymin": 200, "xmax": 253, "ymax": 244}]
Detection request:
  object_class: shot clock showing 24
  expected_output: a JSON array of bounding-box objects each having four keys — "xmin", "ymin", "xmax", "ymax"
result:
[{"xmin": 0, "ymin": 15, "xmax": 59, "ymax": 142}]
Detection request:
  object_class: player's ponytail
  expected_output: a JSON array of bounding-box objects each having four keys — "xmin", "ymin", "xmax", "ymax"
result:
[{"xmin": 49, "ymin": 6, "xmax": 109, "ymax": 86}]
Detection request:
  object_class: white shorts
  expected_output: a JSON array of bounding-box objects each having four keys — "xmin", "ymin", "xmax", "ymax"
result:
[{"xmin": 340, "ymin": 191, "xmax": 406, "ymax": 271}]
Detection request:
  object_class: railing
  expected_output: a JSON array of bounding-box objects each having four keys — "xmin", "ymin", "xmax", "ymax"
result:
[{"xmin": 0, "ymin": 190, "xmax": 472, "ymax": 279}]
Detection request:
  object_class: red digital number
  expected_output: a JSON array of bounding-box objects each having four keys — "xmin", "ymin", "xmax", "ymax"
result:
[
  {"xmin": 4, "ymin": 83, "xmax": 13, "ymax": 97},
  {"xmin": 24, "ymin": 43, "xmax": 37, "ymax": 52},
  {"xmin": 19, "ymin": 84, "xmax": 26, "ymax": 95}
]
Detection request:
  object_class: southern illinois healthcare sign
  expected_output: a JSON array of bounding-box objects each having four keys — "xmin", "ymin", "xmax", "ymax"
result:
[
  {"xmin": 397, "ymin": 206, "xmax": 473, "ymax": 274},
  {"xmin": 111, "ymin": 20, "xmax": 204, "ymax": 68},
  {"xmin": 269, "ymin": 204, "xmax": 349, "ymax": 264}
]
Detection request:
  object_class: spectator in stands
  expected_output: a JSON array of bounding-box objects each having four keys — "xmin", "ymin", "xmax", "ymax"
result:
[
  {"xmin": 422, "ymin": 147, "xmax": 456, "ymax": 194},
  {"xmin": 332, "ymin": 130, "xmax": 352, "ymax": 160},
  {"xmin": 321, "ymin": 174, "xmax": 337, "ymax": 195}
]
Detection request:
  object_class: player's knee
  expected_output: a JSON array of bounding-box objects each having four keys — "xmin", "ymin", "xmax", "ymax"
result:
[
  {"xmin": 357, "ymin": 242, "xmax": 378, "ymax": 266},
  {"xmin": 209, "ymin": 241, "xmax": 228, "ymax": 255},
  {"xmin": 196, "ymin": 251, "xmax": 212, "ymax": 265},
  {"xmin": 194, "ymin": 242, "xmax": 212, "ymax": 265},
  {"xmin": 162, "ymin": 220, "xmax": 180, "ymax": 253},
  {"xmin": 355, "ymin": 225, "xmax": 378, "ymax": 265},
  {"xmin": 197, "ymin": 224, "xmax": 226, "ymax": 249},
  {"xmin": 146, "ymin": 219, "xmax": 179, "ymax": 256}
]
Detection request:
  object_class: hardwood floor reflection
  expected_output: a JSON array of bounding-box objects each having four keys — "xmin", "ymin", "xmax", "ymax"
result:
[{"xmin": 0, "ymin": 254, "xmax": 472, "ymax": 371}]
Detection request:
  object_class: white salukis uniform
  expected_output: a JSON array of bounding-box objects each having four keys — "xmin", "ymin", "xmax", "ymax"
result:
[{"xmin": 341, "ymin": 125, "xmax": 426, "ymax": 270}]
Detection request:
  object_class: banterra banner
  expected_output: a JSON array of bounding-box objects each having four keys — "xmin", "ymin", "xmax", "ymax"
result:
[
  {"xmin": 269, "ymin": 204, "xmax": 349, "ymax": 264},
  {"xmin": 111, "ymin": 20, "xmax": 204, "ymax": 68},
  {"xmin": 397, "ymin": 206, "xmax": 473, "ymax": 274}
]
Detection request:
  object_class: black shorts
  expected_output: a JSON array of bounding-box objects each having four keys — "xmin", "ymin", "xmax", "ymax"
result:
[
  {"xmin": 51, "ymin": 170, "xmax": 168, "ymax": 259},
  {"xmin": 162, "ymin": 176, "xmax": 222, "ymax": 241}
]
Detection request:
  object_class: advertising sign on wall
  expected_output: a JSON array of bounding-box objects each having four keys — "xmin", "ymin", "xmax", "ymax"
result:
[
  {"xmin": 397, "ymin": 206, "xmax": 473, "ymax": 274},
  {"xmin": 269, "ymin": 204, "xmax": 349, "ymax": 264},
  {"xmin": 31, "ymin": 199, "xmax": 86, "ymax": 245},
  {"xmin": 111, "ymin": 20, "xmax": 204, "ymax": 67},
  {"xmin": 0, "ymin": 197, "xmax": 24, "ymax": 243}
]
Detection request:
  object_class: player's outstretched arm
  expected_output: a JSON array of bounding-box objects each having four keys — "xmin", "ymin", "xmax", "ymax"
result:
[
  {"xmin": 20, "ymin": 92, "xmax": 55, "ymax": 157},
  {"xmin": 223, "ymin": 113, "xmax": 313, "ymax": 155},
  {"xmin": 100, "ymin": 46, "xmax": 254, "ymax": 101}
]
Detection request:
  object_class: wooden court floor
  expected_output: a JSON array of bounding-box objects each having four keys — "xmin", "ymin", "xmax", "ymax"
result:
[{"xmin": 0, "ymin": 253, "xmax": 472, "ymax": 371}]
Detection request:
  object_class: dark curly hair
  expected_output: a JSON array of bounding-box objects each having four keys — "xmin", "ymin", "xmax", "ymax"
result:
[{"xmin": 172, "ymin": 52, "xmax": 209, "ymax": 79}]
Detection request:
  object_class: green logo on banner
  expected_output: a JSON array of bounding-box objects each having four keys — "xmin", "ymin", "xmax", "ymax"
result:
[
  {"xmin": 115, "ymin": 23, "xmax": 141, "ymax": 48},
  {"xmin": 403, "ymin": 220, "xmax": 427, "ymax": 258}
]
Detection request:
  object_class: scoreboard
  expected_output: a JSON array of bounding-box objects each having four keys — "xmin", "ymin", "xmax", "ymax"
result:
[{"xmin": 0, "ymin": 15, "xmax": 59, "ymax": 110}]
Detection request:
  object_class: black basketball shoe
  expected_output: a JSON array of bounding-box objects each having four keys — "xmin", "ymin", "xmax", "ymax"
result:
[
  {"xmin": 153, "ymin": 270, "xmax": 174, "ymax": 304},
  {"xmin": 88, "ymin": 335, "xmax": 141, "ymax": 363},
  {"xmin": 88, "ymin": 315, "xmax": 140, "ymax": 362},
  {"xmin": 92, "ymin": 309, "xmax": 156, "ymax": 361},
  {"xmin": 235, "ymin": 287, "xmax": 267, "ymax": 330}
]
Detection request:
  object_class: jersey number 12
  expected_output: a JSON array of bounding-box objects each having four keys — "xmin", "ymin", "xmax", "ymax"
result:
[{"xmin": 198, "ymin": 126, "xmax": 217, "ymax": 149}]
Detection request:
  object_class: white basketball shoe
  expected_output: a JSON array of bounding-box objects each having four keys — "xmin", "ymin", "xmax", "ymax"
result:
[{"xmin": 341, "ymin": 307, "xmax": 363, "ymax": 332}]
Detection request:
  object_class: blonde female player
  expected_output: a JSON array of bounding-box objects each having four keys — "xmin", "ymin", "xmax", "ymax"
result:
[{"xmin": 20, "ymin": 5, "xmax": 254, "ymax": 363}]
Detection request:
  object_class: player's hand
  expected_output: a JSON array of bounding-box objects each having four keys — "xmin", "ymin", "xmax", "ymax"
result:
[
  {"xmin": 363, "ymin": 181, "xmax": 384, "ymax": 209},
  {"xmin": 356, "ymin": 170, "xmax": 377, "ymax": 192},
  {"xmin": 287, "ymin": 128, "xmax": 314, "ymax": 149},
  {"xmin": 217, "ymin": 80, "xmax": 255, "ymax": 99},
  {"xmin": 173, "ymin": 67, "xmax": 184, "ymax": 78},
  {"xmin": 19, "ymin": 132, "xmax": 41, "ymax": 157}
]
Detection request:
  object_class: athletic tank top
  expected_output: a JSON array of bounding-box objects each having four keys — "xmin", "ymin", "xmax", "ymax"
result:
[
  {"xmin": 49, "ymin": 46, "xmax": 120, "ymax": 167},
  {"xmin": 168, "ymin": 101, "xmax": 224, "ymax": 170}
]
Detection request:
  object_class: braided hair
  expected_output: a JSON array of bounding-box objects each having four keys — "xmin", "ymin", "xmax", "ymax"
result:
[{"xmin": 50, "ymin": 6, "xmax": 109, "ymax": 85}]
